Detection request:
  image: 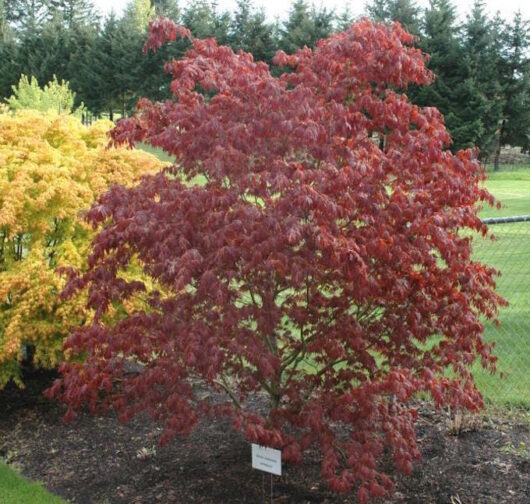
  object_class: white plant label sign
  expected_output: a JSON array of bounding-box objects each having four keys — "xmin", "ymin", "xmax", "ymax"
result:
[{"xmin": 251, "ymin": 444, "xmax": 282, "ymax": 476}]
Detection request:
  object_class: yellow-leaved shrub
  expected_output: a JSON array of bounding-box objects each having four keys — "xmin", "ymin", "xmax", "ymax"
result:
[{"xmin": 0, "ymin": 110, "xmax": 163, "ymax": 387}]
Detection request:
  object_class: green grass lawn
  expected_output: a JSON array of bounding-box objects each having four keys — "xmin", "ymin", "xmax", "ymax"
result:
[
  {"xmin": 0, "ymin": 462, "xmax": 65, "ymax": 504},
  {"xmin": 481, "ymin": 167, "xmax": 530, "ymax": 218},
  {"xmin": 471, "ymin": 166, "xmax": 530, "ymax": 406},
  {"xmin": 137, "ymin": 142, "xmax": 175, "ymax": 164}
]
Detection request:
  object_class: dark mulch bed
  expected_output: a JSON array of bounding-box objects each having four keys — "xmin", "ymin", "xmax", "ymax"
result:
[{"xmin": 0, "ymin": 370, "xmax": 529, "ymax": 503}]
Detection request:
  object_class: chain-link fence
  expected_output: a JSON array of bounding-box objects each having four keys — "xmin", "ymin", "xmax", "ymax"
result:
[{"xmin": 471, "ymin": 216, "xmax": 530, "ymax": 407}]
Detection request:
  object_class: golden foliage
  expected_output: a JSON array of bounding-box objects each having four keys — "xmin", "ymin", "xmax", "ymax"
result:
[{"xmin": 0, "ymin": 111, "xmax": 163, "ymax": 387}]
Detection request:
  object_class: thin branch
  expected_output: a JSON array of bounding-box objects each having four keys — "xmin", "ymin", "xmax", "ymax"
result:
[{"xmin": 213, "ymin": 374, "xmax": 241, "ymax": 410}]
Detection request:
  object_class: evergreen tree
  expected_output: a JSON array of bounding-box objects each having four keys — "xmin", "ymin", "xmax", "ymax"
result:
[
  {"xmin": 462, "ymin": 1, "xmax": 504, "ymax": 158},
  {"xmin": 413, "ymin": 0, "xmax": 486, "ymax": 151},
  {"xmin": 0, "ymin": 0, "xmax": 8, "ymax": 38},
  {"xmin": 122, "ymin": 0, "xmax": 174, "ymax": 111},
  {"xmin": 366, "ymin": 0, "xmax": 387, "ymax": 22},
  {"xmin": 181, "ymin": 1, "xmax": 230, "ymax": 45},
  {"xmin": 123, "ymin": 0, "xmax": 155, "ymax": 33},
  {"xmin": 0, "ymin": 0, "xmax": 16, "ymax": 46},
  {"xmin": 152, "ymin": 0, "xmax": 179, "ymax": 20},
  {"xmin": 7, "ymin": 0, "xmax": 47, "ymax": 31},
  {"xmin": 229, "ymin": 0, "xmax": 277, "ymax": 63},
  {"xmin": 112, "ymin": 12, "xmax": 145, "ymax": 118},
  {"xmin": 32, "ymin": 15, "xmax": 72, "ymax": 84},
  {"xmin": 280, "ymin": 0, "xmax": 313, "ymax": 53},
  {"xmin": 0, "ymin": 36, "xmax": 17, "ymax": 98},
  {"xmin": 280, "ymin": 0, "xmax": 333, "ymax": 54},
  {"xmin": 311, "ymin": 4, "xmax": 334, "ymax": 42},
  {"xmin": 78, "ymin": 12, "xmax": 120, "ymax": 118},
  {"xmin": 366, "ymin": 0, "xmax": 421, "ymax": 35},
  {"xmin": 67, "ymin": 22, "xmax": 99, "ymax": 109},
  {"xmin": 139, "ymin": 20, "xmax": 184, "ymax": 102},
  {"xmin": 336, "ymin": 4, "xmax": 354, "ymax": 31},
  {"xmin": 14, "ymin": 27, "xmax": 42, "ymax": 79},
  {"xmin": 46, "ymin": 0, "xmax": 99, "ymax": 28},
  {"xmin": 9, "ymin": 1, "xmax": 48, "ymax": 85},
  {"xmin": 494, "ymin": 11, "xmax": 530, "ymax": 166},
  {"xmin": 230, "ymin": 0, "xmax": 251, "ymax": 47}
]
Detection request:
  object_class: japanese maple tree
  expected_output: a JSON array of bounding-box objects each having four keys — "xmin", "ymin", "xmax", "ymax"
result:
[
  {"xmin": 0, "ymin": 110, "xmax": 162, "ymax": 388},
  {"xmin": 48, "ymin": 18, "xmax": 504, "ymax": 501}
]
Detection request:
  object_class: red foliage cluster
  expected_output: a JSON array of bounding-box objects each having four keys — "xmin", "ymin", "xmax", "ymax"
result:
[{"xmin": 48, "ymin": 19, "xmax": 504, "ymax": 501}]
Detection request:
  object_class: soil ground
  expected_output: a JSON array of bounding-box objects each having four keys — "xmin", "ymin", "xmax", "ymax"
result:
[{"xmin": 0, "ymin": 370, "xmax": 528, "ymax": 503}]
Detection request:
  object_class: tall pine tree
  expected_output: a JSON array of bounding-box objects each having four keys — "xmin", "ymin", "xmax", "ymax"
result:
[
  {"xmin": 7, "ymin": 0, "xmax": 47, "ymax": 31},
  {"xmin": 152, "ymin": 0, "xmax": 179, "ymax": 21},
  {"xmin": 75, "ymin": 12, "xmax": 120, "ymax": 118},
  {"xmin": 229, "ymin": 0, "xmax": 277, "ymax": 64},
  {"xmin": 0, "ymin": 4, "xmax": 16, "ymax": 97},
  {"xmin": 123, "ymin": 0, "xmax": 155, "ymax": 33},
  {"xmin": 67, "ymin": 22, "xmax": 99, "ymax": 110},
  {"xmin": 113, "ymin": 8, "xmax": 145, "ymax": 118},
  {"xmin": 414, "ymin": 0, "xmax": 486, "ymax": 151},
  {"xmin": 335, "ymin": 4, "xmax": 354, "ymax": 31},
  {"xmin": 46, "ymin": 0, "xmax": 99, "ymax": 28},
  {"xmin": 0, "ymin": 0, "xmax": 8, "ymax": 38},
  {"xmin": 494, "ymin": 11, "xmax": 530, "ymax": 166},
  {"xmin": 280, "ymin": 0, "xmax": 333, "ymax": 54},
  {"xmin": 366, "ymin": 0, "xmax": 421, "ymax": 35},
  {"xmin": 181, "ymin": 0, "xmax": 230, "ymax": 44},
  {"xmin": 462, "ymin": 0, "xmax": 505, "ymax": 158},
  {"xmin": 33, "ymin": 14, "xmax": 72, "ymax": 84}
]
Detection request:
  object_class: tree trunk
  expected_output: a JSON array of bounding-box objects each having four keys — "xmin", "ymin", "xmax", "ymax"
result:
[
  {"xmin": 109, "ymin": 106, "xmax": 113, "ymax": 122},
  {"xmin": 493, "ymin": 119, "xmax": 505, "ymax": 171}
]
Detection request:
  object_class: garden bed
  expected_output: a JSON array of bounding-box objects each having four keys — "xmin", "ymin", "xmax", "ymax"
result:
[{"xmin": 0, "ymin": 370, "xmax": 528, "ymax": 503}]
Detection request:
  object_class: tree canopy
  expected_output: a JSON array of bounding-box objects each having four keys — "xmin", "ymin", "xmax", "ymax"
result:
[
  {"xmin": 7, "ymin": 74, "xmax": 78, "ymax": 114},
  {"xmin": 0, "ymin": 109, "xmax": 162, "ymax": 387},
  {"xmin": 49, "ymin": 19, "xmax": 503, "ymax": 501},
  {"xmin": 0, "ymin": 0, "xmax": 528, "ymax": 157}
]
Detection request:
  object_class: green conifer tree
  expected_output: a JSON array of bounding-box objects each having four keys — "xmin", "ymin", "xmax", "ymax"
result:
[
  {"xmin": 280, "ymin": 0, "xmax": 333, "ymax": 53},
  {"xmin": 462, "ymin": 0, "xmax": 505, "ymax": 158},
  {"xmin": 366, "ymin": 0, "xmax": 421, "ymax": 35},
  {"xmin": 229, "ymin": 0, "xmax": 277, "ymax": 63},
  {"xmin": 494, "ymin": 11, "xmax": 530, "ymax": 167}
]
